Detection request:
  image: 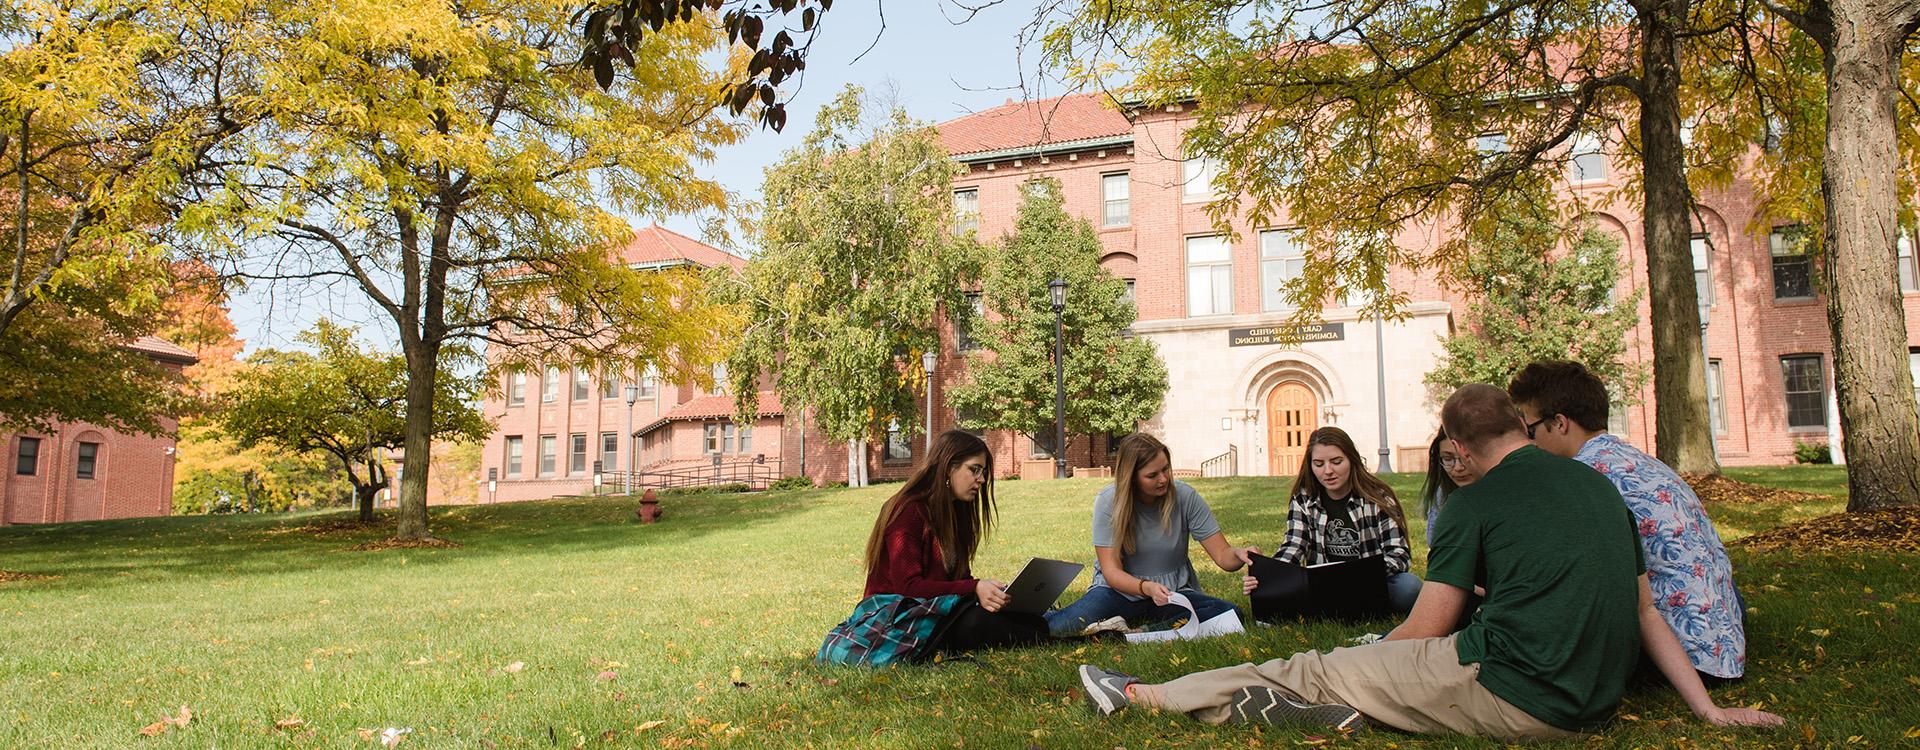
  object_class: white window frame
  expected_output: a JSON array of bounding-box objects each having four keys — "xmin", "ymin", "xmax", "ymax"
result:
[
  {"xmin": 1182, "ymin": 155, "xmax": 1221, "ymax": 201},
  {"xmin": 1475, "ymin": 132, "xmax": 1508, "ymax": 153},
  {"xmin": 1707, "ymin": 359, "xmax": 1727, "ymax": 436},
  {"xmin": 1101, "ymin": 172, "xmax": 1130, "ymax": 227},
  {"xmin": 953, "ymin": 188, "xmax": 980, "ymax": 233},
  {"xmin": 1780, "ymin": 354, "xmax": 1827, "ymax": 429},
  {"xmin": 504, "ymin": 436, "xmax": 524, "ymax": 478},
  {"xmin": 571, "ymin": 368, "xmax": 590, "ymax": 402},
  {"xmin": 1691, "ymin": 235, "xmax": 1714, "ymax": 307},
  {"xmin": 1185, "ymin": 235, "xmax": 1233, "ymax": 317},
  {"xmin": 1771, "ymin": 228, "xmax": 1816, "ymax": 300},
  {"xmin": 507, "ymin": 372, "xmax": 526, "ymax": 406},
  {"xmin": 541, "ymin": 366, "xmax": 559, "ymax": 403},
  {"xmin": 538, "ymin": 435, "xmax": 557, "ymax": 477},
  {"xmin": 1569, "ymin": 133, "xmax": 1607, "ymax": 183},
  {"xmin": 1260, "ymin": 229, "xmax": 1306, "ymax": 312}
]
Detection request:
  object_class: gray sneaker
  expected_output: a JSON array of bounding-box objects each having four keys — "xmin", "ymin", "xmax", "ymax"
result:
[
  {"xmin": 1226, "ymin": 686, "xmax": 1366, "ymax": 731},
  {"xmin": 1078, "ymin": 664, "xmax": 1138, "ymax": 716}
]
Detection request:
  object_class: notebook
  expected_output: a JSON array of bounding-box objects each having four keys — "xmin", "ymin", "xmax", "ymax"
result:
[{"xmin": 1247, "ymin": 553, "xmax": 1391, "ymax": 621}]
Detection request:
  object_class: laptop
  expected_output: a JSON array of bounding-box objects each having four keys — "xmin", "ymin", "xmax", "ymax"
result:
[
  {"xmin": 1000, "ymin": 558, "xmax": 1085, "ymax": 615},
  {"xmin": 1247, "ymin": 553, "xmax": 1390, "ymax": 621}
]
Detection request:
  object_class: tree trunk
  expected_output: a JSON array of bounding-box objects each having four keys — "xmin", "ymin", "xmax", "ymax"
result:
[
  {"xmin": 1815, "ymin": 0, "xmax": 1920, "ymax": 510},
  {"xmin": 355, "ymin": 481, "xmax": 381, "ymax": 523},
  {"xmin": 394, "ymin": 339, "xmax": 440, "ymax": 538},
  {"xmin": 1638, "ymin": 3, "xmax": 1722, "ymax": 475}
]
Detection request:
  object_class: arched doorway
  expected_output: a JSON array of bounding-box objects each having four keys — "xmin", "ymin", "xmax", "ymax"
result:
[{"xmin": 1267, "ymin": 381, "xmax": 1320, "ymax": 475}]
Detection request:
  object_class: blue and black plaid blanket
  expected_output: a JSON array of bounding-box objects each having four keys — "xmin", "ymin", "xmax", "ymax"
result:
[{"xmin": 816, "ymin": 593, "xmax": 966, "ymax": 667}]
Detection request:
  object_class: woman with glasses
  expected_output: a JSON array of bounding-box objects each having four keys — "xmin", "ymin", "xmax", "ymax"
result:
[
  {"xmin": 1420, "ymin": 431, "xmax": 1477, "ymax": 539},
  {"xmin": 1045, "ymin": 432, "xmax": 1257, "ymax": 636},
  {"xmin": 1245, "ymin": 426, "xmax": 1421, "ymax": 614},
  {"xmin": 818, "ymin": 430, "xmax": 1048, "ymax": 665}
]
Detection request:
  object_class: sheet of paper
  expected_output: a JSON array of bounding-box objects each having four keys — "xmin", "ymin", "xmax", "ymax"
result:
[{"xmin": 1123, "ymin": 592, "xmax": 1246, "ymax": 643}]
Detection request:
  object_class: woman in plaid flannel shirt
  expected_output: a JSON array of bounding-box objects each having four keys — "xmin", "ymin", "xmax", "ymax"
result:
[{"xmin": 1244, "ymin": 427, "xmax": 1422, "ymax": 613}]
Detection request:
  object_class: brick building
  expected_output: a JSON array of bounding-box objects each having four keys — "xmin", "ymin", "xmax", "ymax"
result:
[
  {"xmin": 2, "ymin": 336, "xmax": 197, "ymax": 524},
  {"xmin": 478, "ymin": 95, "xmax": 1919, "ymax": 501}
]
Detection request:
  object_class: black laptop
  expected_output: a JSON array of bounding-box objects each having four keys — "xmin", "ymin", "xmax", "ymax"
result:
[{"xmin": 1247, "ymin": 553, "xmax": 1391, "ymax": 621}]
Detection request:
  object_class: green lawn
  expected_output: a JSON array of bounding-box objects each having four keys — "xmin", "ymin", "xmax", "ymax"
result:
[{"xmin": 1, "ymin": 469, "xmax": 1913, "ymax": 748}]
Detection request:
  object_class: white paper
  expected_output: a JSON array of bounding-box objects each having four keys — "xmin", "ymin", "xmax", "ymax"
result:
[{"xmin": 1123, "ymin": 592, "xmax": 1246, "ymax": 643}]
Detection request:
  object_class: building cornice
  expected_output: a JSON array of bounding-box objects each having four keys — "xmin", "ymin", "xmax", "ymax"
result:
[
  {"xmin": 1129, "ymin": 301, "xmax": 1454, "ymax": 336},
  {"xmin": 953, "ymin": 135, "xmax": 1136, "ymax": 165}
]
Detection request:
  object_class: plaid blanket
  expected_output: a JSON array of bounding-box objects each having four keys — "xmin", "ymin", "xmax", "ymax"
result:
[{"xmin": 816, "ymin": 594, "xmax": 966, "ymax": 667}]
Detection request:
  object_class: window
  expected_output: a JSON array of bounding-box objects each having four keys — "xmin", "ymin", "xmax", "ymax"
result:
[
  {"xmin": 701, "ymin": 423, "xmax": 741, "ymax": 455},
  {"xmin": 1692, "ymin": 235, "xmax": 1714, "ymax": 307},
  {"xmin": 1183, "ymin": 155, "xmax": 1221, "ymax": 201},
  {"xmin": 953, "ymin": 189, "xmax": 979, "ymax": 233},
  {"xmin": 601, "ymin": 432, "xmax": 619, "ymax": 473},
  {"xmin": 1122, "ymin": 279, "xmax": 1136, "ymax": 308},
  {"xmin": 1475, "ymin": 132, "xmax": 1508, "ymax": 153},
  {"xmin": 572, "ymin": 369, "xmax": 590, "ymax": 401},
  {"xmin": 1186, "ymin": 235, "xmax": 1233, "ymax": 316},
  {"xmin": 507, "ymin": 372, "xmax": 526, "ymax": 406},
  {"xmin": 738, "ymin": 426, "xmax": 752, "ymax": 455},
  {"xmin": 542, "ymin": 366, "xmax": 560, "ymax": 403},
  {"xmin": 957, "ymin": 293, "xmax": 985, "ymax": 351},
  {"xmin": 1030, "ymin": 435, "xmax": 1053, "ymax": 460},
  {"xmin": 1901, "ymin": 234, "xmax": 1918, "ymax": 292},
  {"xmin": 600, "ymin": 372, "xmax": 621, "ymax": 400},
  {"xmin": 1707, "ymin": 360, "xmax": 1727, "ymax": 436},
  {"xmin": 15, "ymin": 436, "xmax": 40, "ymax": 476},
  {"xmin": 704, "ymin": 424, "xmax": 722, "ymax": 455},
  {"xmin": 1910, "ymin": 351, "xmax": 1920, "ymax": 420},
  {"xmin": 504, "ymin": 436, "xmax": 524, "ymax": 478},
  {"xmin": 885, "ymin": 419, "xmax": 912, "ymax": 460},
  {"xmin": 538, "ymin": 435, "xmax": 557, "ymax": 477},
  {"xmin": 638, "ymin": 365, "xmax": 658, "ymax": 398},
  {"xmin": 1102, "ymin": 173, "xmax": 1130, "ymax": 227},
  {"xmin": 1781, "ymin": 355, "xmax": 1827, "ymax": 429},
  {"xmin": 570, "ymin": 433, "xmax": 587, "ymax": 474},
  {"xmin": 956, "ymin": 405, "xmax": 985, "ymax": 437},
  {"xmin": 1771, "ymin": 228, "xmax": 1815, "ymax": 300},
  {"xmin": 1608, "ymin": 402, "xmax": 1630, "ymax": 438},
  {"xmin": 1570, "ymin": 133, "xmax": 1607, "ymax": 183},
  {"xmin": 1260, "ymin": 229, "xmax": 1305, "ymax": 312},
  {"xmin": 710, "ymin": 362, "xmax": 728, "ymax": 393},
  {"xmin": 75, "ymin": 442, "xmax": 99, "ymax": 479}
]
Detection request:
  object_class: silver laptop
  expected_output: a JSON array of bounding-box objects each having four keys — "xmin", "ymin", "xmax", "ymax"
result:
[{"xmin": 1001, "ymin": 557, "xmax": 1085, "ymax": 615}]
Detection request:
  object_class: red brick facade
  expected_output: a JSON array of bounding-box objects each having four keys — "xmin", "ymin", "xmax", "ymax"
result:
[{"xmin": 1, "ymin": 337, "xmax": 195, "ymax": 524}]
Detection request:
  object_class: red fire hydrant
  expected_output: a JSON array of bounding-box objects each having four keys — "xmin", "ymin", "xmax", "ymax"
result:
[{"xmin": 636, "ymin": 488, "xmax": 662, "ymax": 524}]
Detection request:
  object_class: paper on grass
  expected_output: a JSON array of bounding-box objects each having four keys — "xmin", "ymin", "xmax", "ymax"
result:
[{"xmin": 1123, "ymin": 591, "xmax": 1246, "ymax": 643}]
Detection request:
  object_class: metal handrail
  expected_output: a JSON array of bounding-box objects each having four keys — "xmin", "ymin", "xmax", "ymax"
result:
[
  {"xmin": 619, "ymin": 457, "xmax": 784, "ymax": 492},
  {"xmin": 1199, "ymin": 444, "xmax": 1238, "ymax": 477}
]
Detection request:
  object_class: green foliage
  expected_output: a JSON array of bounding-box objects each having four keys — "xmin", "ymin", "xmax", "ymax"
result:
[
  {"xmin": 1423, "ymin": 198, "xmax": 1647, "ymax": 404},
  {"xmin": 217, "ymin": 320, "xmax": 489, "ymax": 492},
  {"xmin": 946, "ymin": 178, "xmax": 1168, "ymax": 450},
  {"xmin": 1794, "ymin": 441, "xmax": 1834, "ymax": 465},
  {"xmin": 172, "ymin": 452, "xmax": 346, "ymax": 515},
  {"xmin": 716, "ymin": 86, "xmax": 982, "ymax": 443},
  {"xmin": 0, "ymin": 305, "xmax": 189, "ymax": 435},
  {"xmin": 767, "ymin": 475, "xmax": 816, "ymax": 491}
]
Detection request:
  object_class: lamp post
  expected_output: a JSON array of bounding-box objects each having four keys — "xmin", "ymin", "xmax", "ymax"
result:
[
  {"xmin": 1373, "ymin": 315, "xmax": 1392, "ymax": 473},
  {"xmin": 624, "ymin": 384, "xmax": 640, "ymax": 495},
  {"xmin": 1049, "ymin": 278, "xmax": 1068, "ymax": 479},
  {"xmin": 922, "ymin": 350, "xmax": 938, "ymax": 455},
  {"xmin": 1701, "ymin": 301, "xmax": 1719, "ymax": 459}
]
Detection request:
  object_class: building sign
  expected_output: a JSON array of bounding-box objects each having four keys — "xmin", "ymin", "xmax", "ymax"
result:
[{"xmin": 1228, "ymin": 323, "xmax": 1346, "ymax": 347}]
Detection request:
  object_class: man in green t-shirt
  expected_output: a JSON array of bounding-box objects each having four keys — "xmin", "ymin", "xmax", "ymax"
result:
[{"xmin": 1077, "ymin": 385, "xmax": 1782, "ymax": 739}]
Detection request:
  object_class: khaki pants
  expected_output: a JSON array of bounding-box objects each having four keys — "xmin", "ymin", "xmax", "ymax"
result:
[{"xmin": 1140, "ymin": 634, "xmax": 1577, "ymax": 741}]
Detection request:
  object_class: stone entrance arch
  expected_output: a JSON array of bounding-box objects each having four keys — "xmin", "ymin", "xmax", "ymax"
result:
[{"xmin": 1232, "ymin": 353, "xmax": 1343, "ymax": 476}]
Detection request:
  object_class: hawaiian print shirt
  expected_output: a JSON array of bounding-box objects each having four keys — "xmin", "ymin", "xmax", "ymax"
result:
[{"xmin": 1576, "ymin": 434, "xmax": 1745, "ymax": 678}]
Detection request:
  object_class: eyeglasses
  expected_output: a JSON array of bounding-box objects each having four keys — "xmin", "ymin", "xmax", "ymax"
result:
[
  {"xmin": 1524, "ymin": 414, "xmax": 1555, "ymax": 440},
  {"xmin": 1438, "ymin": 455, "xmax": 1465, "ymax": 469},
  {"xmin": 954, "ymin": 462, "xmax": 986, "ymax": 477}
]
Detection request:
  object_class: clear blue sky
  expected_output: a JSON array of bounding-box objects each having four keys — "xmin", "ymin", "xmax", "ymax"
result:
[{"xmin": 227, "ymin": 1, "xmax": 1069, "ymax": 353}]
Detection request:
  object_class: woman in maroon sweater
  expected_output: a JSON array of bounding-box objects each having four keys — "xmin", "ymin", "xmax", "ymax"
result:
[{"xmin": 861, "ymin": 430, "xmax": 1049, "ymax": 653}]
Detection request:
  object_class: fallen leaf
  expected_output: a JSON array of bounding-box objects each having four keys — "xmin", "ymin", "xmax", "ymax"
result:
[
  {"xmin": 636, "ymin": 720, "xmax": 666, "ymax": 732},
  {"xmin": 165, "ymin": 705, "xmax": 193, "ymax": 728},
  {"xmin": 1809, "ymin": 628, "xmax": 1832, "ymax": 638},
  {"xmin": 597, "ymin": 670, "xmax": 618, "ymax": 681},
  {"xmin": 503, "ymin": 661, "xmax": 525, "ymax": 674},
  {"xmin": 275, "ymin": 717, "xmax": 305, "ymax": 730},
  {"xmin": 380, "ymin": 727, "xmax": 411, "ymax": 748},
  {"xmin": 139, "ymin": 721, "xmax": 168, "ymax": 737},
  {"xmin": 404, "ymin": 657, "xmax": 431, "ymax": 666}
]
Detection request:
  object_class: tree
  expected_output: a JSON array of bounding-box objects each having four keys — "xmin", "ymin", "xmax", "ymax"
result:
[
  {"xmin": 185, "ymin": 0, "xmax": 741, "ymax": 538},
  {"xmin": 1044, "ymin": 0, "xmax": 1742, "ymax": 474},
  {"xmin": 581, "ymin": 0, "xmax": 836, "ymax": 131},
  {"xmin": 1748, "ymin": 0, "xmax": 1920, "ymax": 511},
  {"xmin": 716, "ymin": 86, "xmax": 981, "ymax": 487},
  {"xmin": 1424, "ymin": 195, "xmax": 1647, "ymax": 404},
  {"xmin": 946, "ymin": 177, "xmax": 1167, "ymax": 458},
  {"xmin": 218, "ymin": 321, "xmax": 488, "ymax": 523}
]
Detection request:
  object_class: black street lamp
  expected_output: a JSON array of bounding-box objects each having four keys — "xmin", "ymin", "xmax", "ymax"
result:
[{"xmin": 1049, "ymin": 278, "xmax": 1068, "ymax": 479}]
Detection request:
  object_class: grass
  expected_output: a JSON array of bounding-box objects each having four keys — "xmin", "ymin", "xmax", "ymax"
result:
[{"xmin": 0, "ymin": 468, "xmax": 1913, "ymax": 748}]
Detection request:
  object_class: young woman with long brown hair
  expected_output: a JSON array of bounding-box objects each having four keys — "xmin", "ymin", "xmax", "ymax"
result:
[
  {"xmin": 838, "ymin": 429, "xmax": 1047, "ymax": 658},
  {"xmin": 1044, "ymin": 433, "xmax": 1257, "ymax": 636},
  {"xmin": 1243, "ymin": 426, "xmax": 1421, "ymax": 613}
]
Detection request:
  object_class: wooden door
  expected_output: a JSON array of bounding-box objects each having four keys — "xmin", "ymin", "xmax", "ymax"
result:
[{"xmin": 1267, "ymin": 382, "xmax": 1319, "ymax": 476}]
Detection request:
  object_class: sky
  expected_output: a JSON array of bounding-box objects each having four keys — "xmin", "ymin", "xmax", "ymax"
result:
[{"xmin": 225, "ymin": 1, "xmax": 1077, "ymax": 355}]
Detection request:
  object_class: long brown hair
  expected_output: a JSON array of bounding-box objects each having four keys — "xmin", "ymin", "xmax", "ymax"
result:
[
  {"xmin": 863, "ymin": 430, "xmax": 996, "ymax": 579},
  {"xmin": 1287, "ymin": 427, "xmax": 1409, "ymax": 533},
  {"xmin": 1110, "ymin": 433, "xmax": 1175, "ymax": 555}
]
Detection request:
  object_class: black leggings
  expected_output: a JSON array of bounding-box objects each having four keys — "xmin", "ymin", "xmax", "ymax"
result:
[{"xmin": 933, "ymin": 604, "xmax": 1049, "ymax": 654}]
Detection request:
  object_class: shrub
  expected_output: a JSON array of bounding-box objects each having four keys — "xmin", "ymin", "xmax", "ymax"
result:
[
  {"xmin": 1793, "ymin": 441, "xmax": 1833, "ymax": 465},
  {"xmin": 657, "ymin": 483, "xmax": 752, "ymax": 497},
  {"xmin": 768, "ymin": 476, "xmax": 816, "ymax": 491}
]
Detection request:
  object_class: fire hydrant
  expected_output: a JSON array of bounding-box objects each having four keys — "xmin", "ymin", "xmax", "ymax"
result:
[{"xmin": 636, "ymin": 488, "xmax": 662, "ymax": 524}]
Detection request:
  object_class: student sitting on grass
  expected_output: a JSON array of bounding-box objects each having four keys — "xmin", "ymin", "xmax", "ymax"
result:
[
  {"xmin": 818, "ymin": 430, "xmax": 1046, "ymax": 665},
  {"xmin": 1243, "ymin": 427, "xmax": 1420, "ymax": 614},
  {"xmin": 1509, "ymin": 360, "xmax": 1748, "ymax": 683},
  {"xmin": 1076, "ymin": 385, "xmax": 1783, "ymax": 739},
  {"xmin": 1044, "ymin": 433, "xmax": 1257, "ymax": 636},
  {"xmin": 1420, "ymin": 430, "xmax": 1476, "ymax": 539}
]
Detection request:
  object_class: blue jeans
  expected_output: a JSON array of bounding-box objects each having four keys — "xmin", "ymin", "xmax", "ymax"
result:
[
  {"xmin": 1387, "ymin": 571, "xmax": 1423, "ymax": 614},
  {"xmin": 1044, "ymin": 584, "xmax": 1241, "ymax": 636}
]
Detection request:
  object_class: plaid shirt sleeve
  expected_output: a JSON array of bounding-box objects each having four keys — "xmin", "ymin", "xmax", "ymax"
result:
[
  {"xmin": 1274, "ymin": 494, "xmax": 1314, "ymax": 565},
  {"xmin": 1374, "ymin": 503, "xmax": 1412, "ymax": 576}
]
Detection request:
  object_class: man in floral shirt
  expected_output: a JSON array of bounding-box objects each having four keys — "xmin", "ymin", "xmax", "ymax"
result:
[{"xmin": 1508, "ymin": 361, "xmax": 1745, "ymax": 682}]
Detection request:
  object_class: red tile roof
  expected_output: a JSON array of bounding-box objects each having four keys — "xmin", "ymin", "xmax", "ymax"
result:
[
  {"xmin": 616, "ymin": 225, "xmax": 747, "ymax": 271},
  {"xmin": 634, "ymin": 391, "xmax": 783, "ymax": 437},
  {"xmin": 128, "ymin": 335, "xmax": 198, "ymax": 365},
  {"xmin": 937, "ymin": 93, "xmax": 1134, "ymax": 158}
]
